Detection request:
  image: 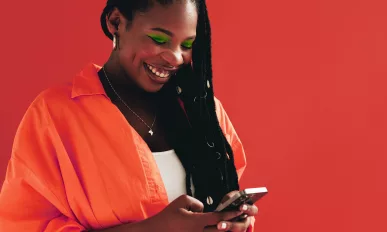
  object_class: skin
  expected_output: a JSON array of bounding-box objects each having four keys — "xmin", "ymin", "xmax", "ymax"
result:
[
  {"xmin": 97, "ymin": 193, "xmax": 258, "ymax": 232},
  {"xmin": 104, "ymin": 2, "xmax": 197, "ymax": 93},
  {"xmin": 97, "ymin": 1, "xmax": 258, "ymax": 231},
  {"xmin": 100, "ymin": 1, "xmax": 198, "ymax": 152}
]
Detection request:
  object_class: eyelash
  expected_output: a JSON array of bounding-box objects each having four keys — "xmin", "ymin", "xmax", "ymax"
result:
[{"xmin": 149, "ymin": 37, "xmax": 192, "ymax": 50}]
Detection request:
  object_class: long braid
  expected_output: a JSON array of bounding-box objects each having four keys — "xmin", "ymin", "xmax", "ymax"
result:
[
  {"xmin": 193, "ymin": 0, "xmax": 240, "ymax": 209},
  {"xmin": 100, "ymin": 0, "xmax": 240, "ymax": 212}
]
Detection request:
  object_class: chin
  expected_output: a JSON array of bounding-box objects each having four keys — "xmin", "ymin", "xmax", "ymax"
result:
[{"xmin": 141, "ymin": 83, "xmax": 165, "ymax": 93}]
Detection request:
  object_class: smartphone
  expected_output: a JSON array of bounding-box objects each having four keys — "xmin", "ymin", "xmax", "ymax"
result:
[{"xmin": 214, "ymin": 187, "xmax": 268, "ymax": 213}]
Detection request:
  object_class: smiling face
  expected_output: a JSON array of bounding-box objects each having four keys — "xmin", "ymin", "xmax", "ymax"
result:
[{"xmin": 107, "ymin": 1, "xmax": 198, "ymax": 92}]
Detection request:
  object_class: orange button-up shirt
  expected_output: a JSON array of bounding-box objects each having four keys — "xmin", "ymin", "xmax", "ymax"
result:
[{"xmin": 0, "ymin": 63, "xmax": 254, "ymax": 231}]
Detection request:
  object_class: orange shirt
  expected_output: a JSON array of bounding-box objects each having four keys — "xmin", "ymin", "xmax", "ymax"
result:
[{"xmin": 0, "ymin": 63, "xmax": 254, "ymax": 231}]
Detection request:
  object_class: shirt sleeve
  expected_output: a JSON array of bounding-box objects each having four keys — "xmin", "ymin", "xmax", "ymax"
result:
[
  {"xmin": 214, "ymin": 98, "xmax": 256, "ymax": 232},
  {"xmin": 0, "ymin": 97, "xmax": 86, "ymax": 232}
]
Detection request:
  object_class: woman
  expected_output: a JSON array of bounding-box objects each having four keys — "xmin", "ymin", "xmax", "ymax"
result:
[{"xmin": 0, "ymin": 0, "xmax": 258, "ymax": 231}]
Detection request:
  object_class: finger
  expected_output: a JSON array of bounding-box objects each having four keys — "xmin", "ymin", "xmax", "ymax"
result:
[
  {"xmin": 203, "ymin": 210, "xmax": 244, "ymax": 226},
  {"xmin": 186, "ymin": 197, "xmax": 204, "ymax": 213},
  {"xmin": 203, "ymin": 226, "xmax": 221, "ymax": 232},
  {"xmin": 239, "ymin": 204, "xmax": 259, "ymax": 216},
  {"xmin": 174, "ymin": 195, "xmax": 204, "ymax": 212},
  {"xmin": 217, "ymin": 217, "xmax": 252, "ymax": 232}
]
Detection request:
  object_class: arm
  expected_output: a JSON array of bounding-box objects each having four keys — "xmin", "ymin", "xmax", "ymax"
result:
[
  {"xmin": 0, "ymin": 156, "xmax": 86, "ymax": 232},
  {"xmin": 91, "ymin": 221, "xmax": 149, "ymax": 232},
  {"xmin": 0, "ymin": 98, "xmax": 88, "ymax": 231},
  {"xmin": 0, "ymin": 95, "xmax": 153, "ymax": 232},
  {"xmin": 214, "ymin": 98, "xmax": 256, "ymax": 232}
]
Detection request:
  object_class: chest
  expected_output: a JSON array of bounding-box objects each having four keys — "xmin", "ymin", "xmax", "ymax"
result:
[
  {"xmin": 56, "ymin": 101, "xmax": 171, "ymax": 229},
  {"xmin": 114, "ymin": 101, "xmax": 173, "ymax": 152}
]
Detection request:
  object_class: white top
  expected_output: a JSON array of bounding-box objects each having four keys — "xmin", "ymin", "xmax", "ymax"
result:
[{"xmin": 152, "ymin": 149, "xmax": 194, "ymax": 203}]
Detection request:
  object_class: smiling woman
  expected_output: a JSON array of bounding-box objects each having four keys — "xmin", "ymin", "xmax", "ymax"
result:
[
  {"xmin": 101, "ymin": 0, "xmax": 198, "ymax": 93},
  {"xmin": 0, "ymin": 0, "xmax": 257, "ymax": 232}
]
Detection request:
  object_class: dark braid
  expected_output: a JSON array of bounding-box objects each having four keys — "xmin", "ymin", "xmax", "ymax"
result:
[{"xmin": 100, "ymin": 0, "xmax": 240, "ymax": 212}]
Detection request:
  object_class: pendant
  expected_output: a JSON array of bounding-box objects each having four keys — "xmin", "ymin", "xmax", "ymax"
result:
[{"xmin": 148, "ymin": 130, "xmax": 154, "ymax": 136}]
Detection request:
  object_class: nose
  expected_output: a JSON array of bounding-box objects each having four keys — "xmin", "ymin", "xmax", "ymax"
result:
[{"xmin": 161, "ymin": 48, "xmax": 184, "ymax": 67}]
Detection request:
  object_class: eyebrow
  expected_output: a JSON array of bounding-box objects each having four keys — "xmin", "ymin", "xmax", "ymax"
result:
[{"xmin": 150, "ymin": 27, "xmax": 196, "ymax": 40}]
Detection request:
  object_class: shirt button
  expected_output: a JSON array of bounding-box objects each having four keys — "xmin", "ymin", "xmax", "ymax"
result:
[{"xmin": 206, "ymin": 196, "xmax": 214, "ymax": 205}]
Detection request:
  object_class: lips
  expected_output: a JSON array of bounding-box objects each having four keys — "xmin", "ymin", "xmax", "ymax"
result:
[{"xmin": 143, "ymin": 63, "xmax": 177, "ymax": 84}]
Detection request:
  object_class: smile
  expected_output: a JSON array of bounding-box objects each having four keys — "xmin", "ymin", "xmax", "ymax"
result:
[{"xmin": 144, "ymin": 63, "xmax": 171, "ymax": 78}]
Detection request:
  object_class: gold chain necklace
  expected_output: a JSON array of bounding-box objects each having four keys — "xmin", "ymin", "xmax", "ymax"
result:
[{"xmin": 102, "ymin": 67, "xmax": 157, "ymax": 136}]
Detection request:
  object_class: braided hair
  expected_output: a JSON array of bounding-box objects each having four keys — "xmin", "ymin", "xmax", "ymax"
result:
[{"xmin": 100, "ymin": 0, "xmax": 240, "ymax": 212}]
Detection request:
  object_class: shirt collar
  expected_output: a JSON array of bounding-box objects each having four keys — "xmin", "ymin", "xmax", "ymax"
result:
[{"xmin": 71, "ymin": 63, "xmax": 107, "ymax": 99}]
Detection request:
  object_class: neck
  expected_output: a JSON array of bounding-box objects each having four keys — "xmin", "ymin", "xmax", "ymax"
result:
[{"xmin": 102, "ymin": 56, "xmax": 160, "ymax": 108}]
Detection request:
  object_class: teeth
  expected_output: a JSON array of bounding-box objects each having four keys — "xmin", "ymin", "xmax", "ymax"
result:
[{"xmin": 146, "ymin": 63, "xmax": 171, "ymax": 78}]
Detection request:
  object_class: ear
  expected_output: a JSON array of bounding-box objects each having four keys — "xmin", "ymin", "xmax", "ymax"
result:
[{"xmin": 105, "ymin": 8, "xmax": 124, "ymax": 37}]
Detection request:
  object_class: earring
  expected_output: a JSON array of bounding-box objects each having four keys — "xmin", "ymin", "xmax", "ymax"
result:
[{"xmin": 113, "ymin": 35, "xmax": 117, "ymax": 50}]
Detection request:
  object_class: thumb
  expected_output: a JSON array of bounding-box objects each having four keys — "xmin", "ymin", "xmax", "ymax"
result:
[
  {"xmin": 186, "ymin": 196, "xmax": 205, "ymax": 213},
  {"xmin": 190, "ymin": 210, "xmax": 244, "ymax": 227},
  {"xmin": 172, "ymin": 195, "xmax": 204, "ymax": 213}
]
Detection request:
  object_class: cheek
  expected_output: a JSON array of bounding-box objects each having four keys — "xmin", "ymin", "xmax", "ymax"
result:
[
  {"xmin": 117, "ymin": 45, "xmax": 135, "ymax": 65},
  {"xmin": 118, "ymin": 40, "xmax": 160, "ymax": 64},
  {"xmin": 135, "ymin": 44, "xmax": 162, "ymax": 63}
]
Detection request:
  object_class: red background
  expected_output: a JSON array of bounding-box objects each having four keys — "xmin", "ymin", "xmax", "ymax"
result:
[{"xmin": 1, "ymin": 0, "xmax": 386, "ymax": 231}]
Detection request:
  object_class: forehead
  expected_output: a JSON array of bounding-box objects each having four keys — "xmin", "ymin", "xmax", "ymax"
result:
[{"xmin": 131, "ymin": 1, "xmax": 198, "ymax": 35}]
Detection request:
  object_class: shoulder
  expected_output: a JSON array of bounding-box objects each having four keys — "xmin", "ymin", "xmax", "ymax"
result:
[
  {"xmin": 214, "ymin": 97, "xmax": 226, "ymax": 125},
  {"xmin": 213, "ymin": 97, "xmax": 247, "ymax": 177},
  {"xmin": 214, "ymin": 97, "xmax": 224, "ymax": 114},
  {"xmin": 33, "ymin": 81, "xmax": 74, "ymax": 107},
  {"xmin": 11, "ymin": 83, "xmax": 74, "ymax": 162},
  {"xmin": 18, "ymin": 81, "xmax": 74, "ymax": 129},
  {"xmin": 213, "ymin": 97, "xmax": 234, "ymax": 140}
]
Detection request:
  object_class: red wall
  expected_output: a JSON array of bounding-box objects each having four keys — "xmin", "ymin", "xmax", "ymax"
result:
[{"xmin": 1, "ymin": 0, "xmax": 386, "ymax": 231}]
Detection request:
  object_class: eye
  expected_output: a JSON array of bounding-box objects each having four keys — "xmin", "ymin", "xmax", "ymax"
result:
[
  {"xmin": 181, "ymin": 40, "xmax": 194, "ymax": 50},
  {"xmin": 147, "ymin": 34, "xmax": 169, "ymax": 45}
]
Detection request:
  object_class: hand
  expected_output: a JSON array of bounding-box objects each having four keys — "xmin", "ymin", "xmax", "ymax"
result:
[
  {"xmin": 205, "ymin": 191, "xmax": 259, "ymax": 232},
  {"xmin": 144, "ymin": 195, "xmax": 244, "ymax": 232}
]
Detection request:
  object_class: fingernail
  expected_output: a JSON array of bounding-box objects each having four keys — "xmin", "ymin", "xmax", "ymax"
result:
[
  {"xmin": 242, "ymin": 204, "xmax": 248, "ymax": 211},
  {"xmin": 218, "ymin": 222, "xmax": 227, "ymax": 230}
]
